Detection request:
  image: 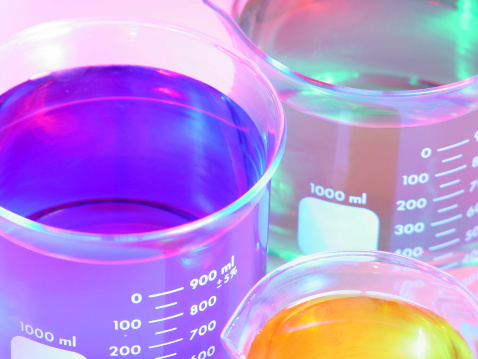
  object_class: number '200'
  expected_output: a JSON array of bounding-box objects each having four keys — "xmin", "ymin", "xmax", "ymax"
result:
[{"xmin": 110, "ymin": 345, "xmax": 141, "ymax": 356}]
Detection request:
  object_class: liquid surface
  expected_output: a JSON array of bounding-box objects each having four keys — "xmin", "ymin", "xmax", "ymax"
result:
[
  {"xmin": 247, "ymin": 295, "xmax": 474, "ymax": 358},
  {"xmin": 238, "ymin": 0, "xmax": 478, "ymax": 90},
  {"xmin": 237, "ymin": 0, "xmax": 478, "ymax": 283},
  {"xmin": 0, "ymin": 69, "xmax": 268, "ymax": 359},
  {"xmin": 0, "ymin": 65, "xmax": 264, "ymax": 234}
]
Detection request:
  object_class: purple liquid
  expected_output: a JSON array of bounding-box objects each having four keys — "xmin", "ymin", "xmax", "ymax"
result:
[
  {"xmin": 0, "ymin": 65, "xmax": 268, "ymax": 359},
  {"xmin": 0, "ymin": 65, "xmax": 264, "ymax": 233}
]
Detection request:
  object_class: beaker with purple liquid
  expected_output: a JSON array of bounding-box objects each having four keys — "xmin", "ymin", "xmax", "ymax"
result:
[{"xmin": 0, "ymin": 18, "xmax": 285, "ymax": 359}]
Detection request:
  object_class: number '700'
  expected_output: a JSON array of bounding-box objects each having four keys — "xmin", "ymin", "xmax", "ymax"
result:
[{"xmin": 190, "ymin": 320, "xmax": 216, "ymax": 340}]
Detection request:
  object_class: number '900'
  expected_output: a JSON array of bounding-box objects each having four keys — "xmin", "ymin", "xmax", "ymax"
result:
[{"xmin": 190, "ymin": 270, "xmax": 217, "ymax": 289}]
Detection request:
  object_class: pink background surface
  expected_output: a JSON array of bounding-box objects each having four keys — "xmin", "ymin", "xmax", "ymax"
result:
[{"xmin": 0, "ymin": 0, "xmax": 232, "ymax": 42}]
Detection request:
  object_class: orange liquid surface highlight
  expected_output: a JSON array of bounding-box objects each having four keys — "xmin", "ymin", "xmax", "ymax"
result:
[{"xmin": 246, "ymin": 295, "xmax": 474, "ymax": 359}]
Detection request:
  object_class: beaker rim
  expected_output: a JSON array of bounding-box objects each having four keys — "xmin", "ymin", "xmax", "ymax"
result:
[
  {"xmin": 238, "ymin": 249, "xmax": 478, "ymax": 303},
  {"xmin": 205, "ymin": 0, "xmax": 478, "ymax": 98},
  {"xmin": 0, "ymin": 17, "xmax": 286, "ymax": 253},
  {"xmin": 262, "ymin": 250, "xmax": 478, "ymax": 316},
  {"xmin": 221, "ymin": 249, "xmax": 478, "ymax": 357}
]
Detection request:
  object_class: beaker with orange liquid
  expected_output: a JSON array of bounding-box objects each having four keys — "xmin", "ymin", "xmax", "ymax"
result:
[{"xmin": 221, "ymin": 251, "xmax": 478, "ymax": 358}]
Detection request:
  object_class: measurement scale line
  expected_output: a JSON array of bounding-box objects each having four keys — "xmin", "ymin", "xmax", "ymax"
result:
[
  {"xmin": 429, "ymin": 238, "xmax": 460, "ymax": 251},
  {"xmin": 149, "ymin": 338, "xmax": 183, "ymax": 349},
  {"xmin": 156, "ymin": 354, "xmax": 177, "ymax": 359},
  {"xmin": 440, "ymin": 179, "xmax": 460, "ymax": 188},
  {"xmin": 435, "ymin": 228, "xmax": 456, "ymax": 238},
  {"xmin": 442, "ymin": 154, "xmax": 463, "ymax": 163},
  {"xmin": 437, "ymin": 139, "xmax": 469, "ymax": 152},
  {"xmin": 149, "ymin": 287, "xmax": 184, "ymax": 298},
  {"xmin": 440, "ymin": 262, "xmax": 459, "ymax": 270},
  {"xmin": 155, "ymin": 328, "xmax": 177, "ymax": 335},
  {"xmin": 430, "ymin": 214, "xmax": 462, "ymax": 227},
  {"xmin": 156, "ymin": 302, "xmax": 178, "ymax": 309},
  {"xmin": 435, "ymin": 165, "xmax": 467, "ymax": 177},
  {"xmin": 433, "ymin": 252, "xmax": 454, "ymax": 261},
  {"xmin": 149, "ymin": 313, "xmax": 184, "ymax": 323},
  {"xmin": 437, "ymin": 204, "xmax": 459, "ymax": 213},
  {"xmin": 433, "ymin": 190, "xmax": 465, "ymax": 202}
]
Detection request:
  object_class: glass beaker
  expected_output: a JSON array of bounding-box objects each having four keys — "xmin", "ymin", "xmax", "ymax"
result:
[
  {"xmin": 0, "ymin": 18, "xmax": 285, "ymax": 359},
  {"xmin": 222, "ymin": 250, "xmax": 478, "ymax": 358},
  {"xmin": 204, "ymin": 0, "xmax": 478, "ymax": 287}
]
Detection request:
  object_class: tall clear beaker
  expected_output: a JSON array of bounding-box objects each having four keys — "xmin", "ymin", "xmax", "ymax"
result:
[
  {"xmin": 0, "ymin": 18, "xmax": 285, "ymax": 358},
  {"xmin": 205, "ymin": 0, "xmax": 478, "ymax": 291}
]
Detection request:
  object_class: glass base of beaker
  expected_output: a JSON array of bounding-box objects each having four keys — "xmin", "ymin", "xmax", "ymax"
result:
[{"xmin": 28, "ymin": 199, "xmax": 199, "ymax": 234}]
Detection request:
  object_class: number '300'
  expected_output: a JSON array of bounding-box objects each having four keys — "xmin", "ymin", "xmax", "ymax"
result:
[{"xmin": 394, "ymin": 222, "xmax": 425, "ymax": 236}]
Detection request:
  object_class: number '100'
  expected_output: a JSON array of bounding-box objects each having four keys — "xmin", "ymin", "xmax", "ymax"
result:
[{"xmin": 402, "ymin": 173, "xmax": 429, "ymax": 186}]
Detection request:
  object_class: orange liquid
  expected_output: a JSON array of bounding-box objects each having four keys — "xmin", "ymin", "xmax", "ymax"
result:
[{"xmin": 247, "ymin": 295, "xmax": 474, "ymax": 359}]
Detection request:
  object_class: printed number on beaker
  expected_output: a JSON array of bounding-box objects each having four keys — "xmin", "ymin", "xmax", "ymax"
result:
[
  {"xmin": 395, "ymin": 247, "xmax": 424, "ymax": 258},
  {"xmin": 190, "ymin": 296, "xmax": 217, "ymax": 315},
  {"xmin": 470, "ymin": 180, "xmax": 478, "ymax": 192},
  {"xmin": 309, "ymin": 183, "xmax": 346, "ymax": 201},
  {"xmin": 462, "ymin": 249, "xmax": 478, "ymax": 264},
  {"xmin": 113, "ymin": 320, "xmax": 141, "ymax": 330},
  {"xmin": 402, "ymin": 173, "xmax": 429, "ymax": 185},
  {"xmin": 465, "ymin": 225, "xmax": 478, "ymax": 242},
  {"xmin": 394, "ymin": 222, "xmax": 426, "ymax": 235},
  {"xmin": 397, "ymin": 198, "xmax": 427, "ymax": 211},
  {"xmin": 20, "ymin": 322, "xmax": 55, "ymax": 343},
  {"xmin": 190, "ymin": 270, "xmax": 217, "ymax": 289},
  {"xmin": 190, "ymin": 320, "xmax": 216, "ymax": 340},
  {"xmin": 467, "ymin": 203, "xmax": 478, "ymax": 217},
  {"xmin": 191, "ymin": 346, "xmax": 216, "ymax": 359},
  {"xmin": 109, "ymin": 345, "xmax": 141, "ymax": 356}
]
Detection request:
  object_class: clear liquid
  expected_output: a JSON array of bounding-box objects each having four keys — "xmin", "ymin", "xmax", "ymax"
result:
[
  {"xmin": 238, "ymin": 0, "xmax": 478, "ymax": 90},
  {"xmin": 247, "ymin": 295, "xmax": 474, "ymax": 359},
  {"xmin": 0, "ymin": 65, "xmax": 265, "ymax": 234},
  {"xmin": 236, "ymin": 0, "xmax": 478, "ymax": 290}
]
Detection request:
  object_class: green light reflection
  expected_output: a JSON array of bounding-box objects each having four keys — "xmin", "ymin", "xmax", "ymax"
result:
[
  {"xmin": 312, "ymin": 71, "xmax": 360, "ymax": 85},
  {"xmin": 456, "ymin": 0, "xmax": 478, "ymax": 80}
]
